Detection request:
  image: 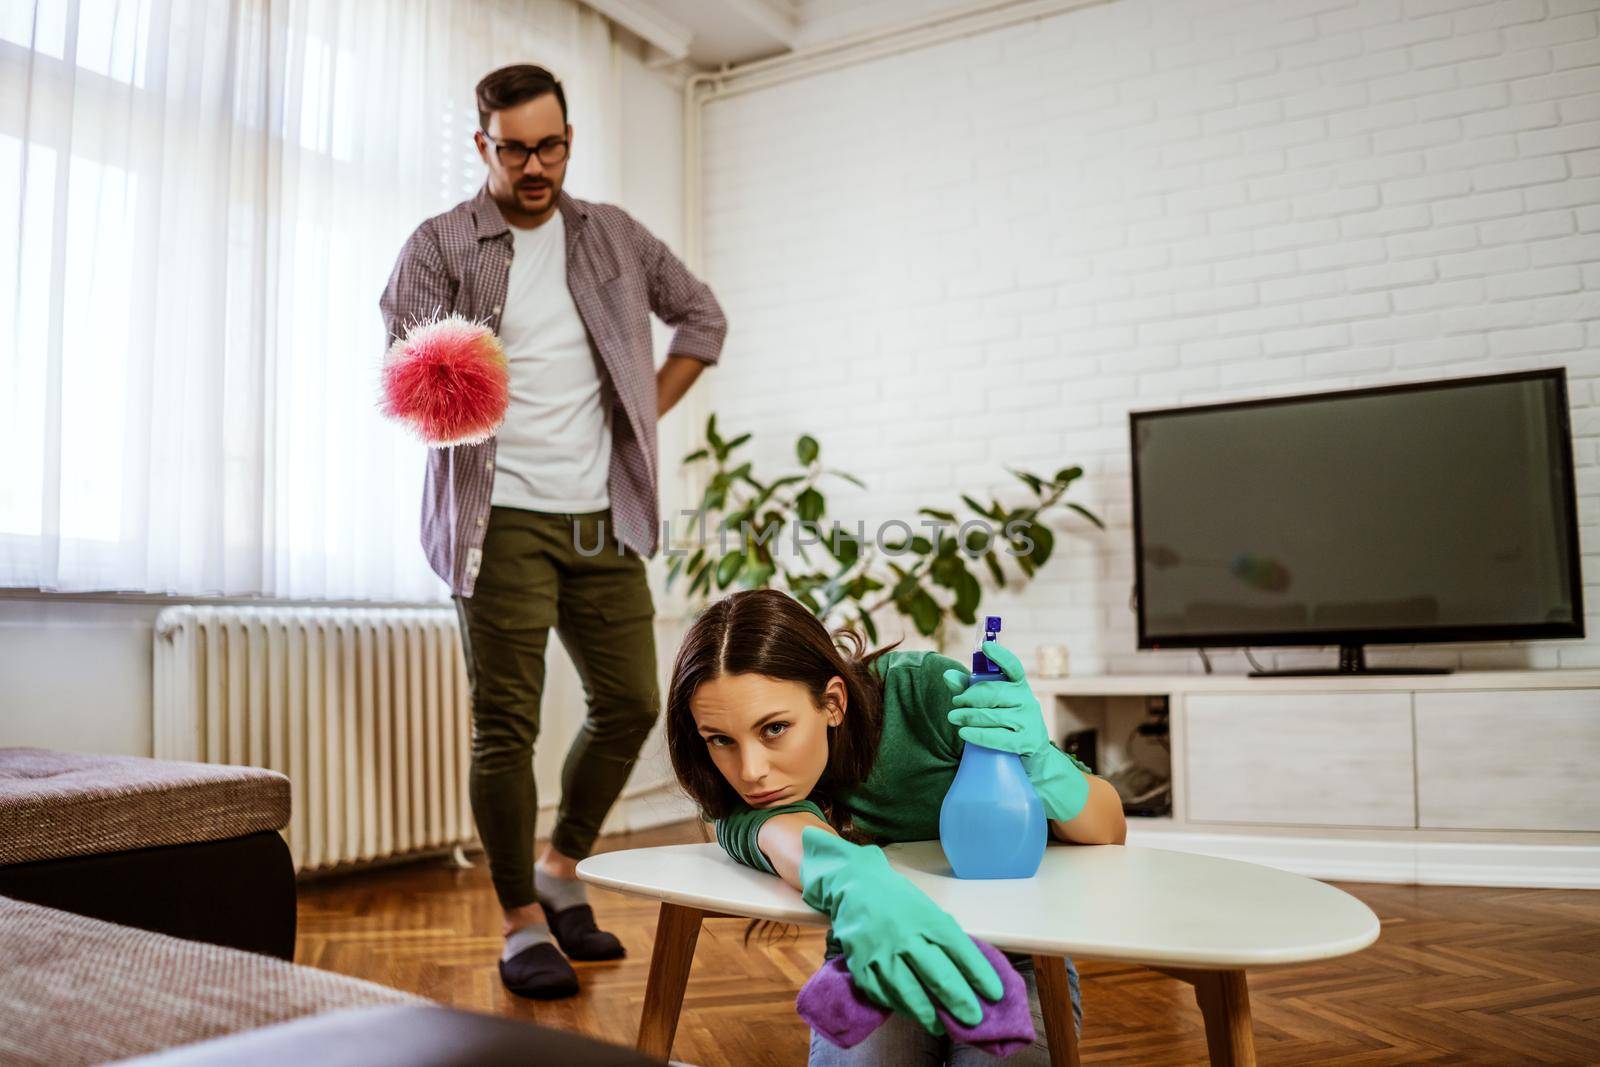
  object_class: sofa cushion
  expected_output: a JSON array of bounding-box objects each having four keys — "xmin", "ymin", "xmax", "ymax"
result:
[
  {"xmin": 115, "ymin": 1004, "xmax": 666, "ymax": 1066},
  {"xmin": 0, "ymin": 894, "xmax": 421, "ymax": 1066},
  {"xmin": 0, "ymin": 747, "xmax": 290, "ymax": 864}
]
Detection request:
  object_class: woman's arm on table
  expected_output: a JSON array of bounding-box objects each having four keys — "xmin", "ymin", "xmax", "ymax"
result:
[
  {"xmin": 755, "ymin": 810, "xmax": 838, "ymax": 890},
  {"xmin": 756, "ymin": 777, "xmax": 1124, "ymax": 885},
  {"xmin": 1049, "ymin": 774, "xmax": 1127, "ymax": 845}
]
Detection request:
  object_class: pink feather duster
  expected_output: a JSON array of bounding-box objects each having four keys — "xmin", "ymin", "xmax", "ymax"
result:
[{"xmin": 381, "ymin": 315, "xmax": 510, "ymax": 447}]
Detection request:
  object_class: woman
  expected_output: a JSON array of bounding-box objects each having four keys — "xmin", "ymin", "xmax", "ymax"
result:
[{"xmin": 666, "ymin": 589, "xmax": 1127, "ymax": 1065}]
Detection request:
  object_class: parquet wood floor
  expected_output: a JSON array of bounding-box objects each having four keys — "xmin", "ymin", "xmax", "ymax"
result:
[{"xmin": 294, "ymin": 823, "xmax": 1600, "ymax": 1065}]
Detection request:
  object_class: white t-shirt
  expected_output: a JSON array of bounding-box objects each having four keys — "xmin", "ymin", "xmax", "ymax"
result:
[{"xmin": 490, "ymin": 211, "xmax": 612, "ymax": 513}]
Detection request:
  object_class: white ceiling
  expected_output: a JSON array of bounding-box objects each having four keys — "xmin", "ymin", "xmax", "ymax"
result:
[
  {"xmin": 649, "ymin": 0, "xmax": 797, "ymax": 67},
  {"xmin": 593, "ymin": 0, "xmax": 991, "ymax": 69}
]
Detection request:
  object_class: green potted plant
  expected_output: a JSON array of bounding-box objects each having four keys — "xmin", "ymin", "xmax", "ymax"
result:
[{"xmin": 665, "ymin": 415, "xmax": 1104, "ymax": 646}]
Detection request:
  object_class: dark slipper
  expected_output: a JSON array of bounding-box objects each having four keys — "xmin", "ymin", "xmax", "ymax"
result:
[
  {"xmin": 498, "ymin": 941, "xmax": 579, "ymax": 999},
  {"xmin": 540, "ymin": 901, "xmax": 625, "ymax": 961}
]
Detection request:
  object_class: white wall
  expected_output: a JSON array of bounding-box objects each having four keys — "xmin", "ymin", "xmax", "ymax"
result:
[
  {"xmin": 699, "ymin": 0, "xmax": 1600, "ymax": 674},
  {"xmin": 617, "ymin": 36, "xmax": 704, "ymax": 529},
  {"xmin": 0, "ymin": 38, "xmax": 694, "ymax": 776},
  {"xmin": 0, "ymin": 599, "xmax": 160, "ymax": 755}
]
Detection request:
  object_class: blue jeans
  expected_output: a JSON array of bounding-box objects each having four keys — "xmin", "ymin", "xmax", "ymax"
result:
[{"xmin": 807, "ymin": 954, "xmax": 1081, "ymax": 1067}]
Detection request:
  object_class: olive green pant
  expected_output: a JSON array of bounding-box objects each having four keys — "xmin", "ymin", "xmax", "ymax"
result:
[{"xmin": 455, "ymin": 506, "xmax": 659, "ymax": 910}]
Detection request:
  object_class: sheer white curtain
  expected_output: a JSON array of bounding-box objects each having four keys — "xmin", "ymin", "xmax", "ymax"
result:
[{"xmin": 0, "ymin": 0, "xmax": 620, "ymax": 600}]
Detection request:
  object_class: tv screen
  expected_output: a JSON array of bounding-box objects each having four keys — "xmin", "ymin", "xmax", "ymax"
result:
[{"xmin": 1130, "ymin": 369, "xmax": 1584, "ymax": 651}]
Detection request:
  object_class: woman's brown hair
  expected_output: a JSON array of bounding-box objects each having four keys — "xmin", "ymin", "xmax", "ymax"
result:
[{"xmin": 666, "ymin": 588, "xmax": 899, "ymax": 825}]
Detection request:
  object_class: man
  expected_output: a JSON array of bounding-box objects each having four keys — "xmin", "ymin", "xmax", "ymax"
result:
[{"xmin": 380, "ymin": 64, "xmax": 726, "ymax": 1000}]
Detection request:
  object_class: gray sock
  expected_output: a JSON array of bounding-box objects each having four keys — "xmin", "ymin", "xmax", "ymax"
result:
[
  {"xmin": 535, "ymin": 866, "xmax": 589, "ymax": 912},
  {"xmin": 502, "ymin": 923, "xmax": 553, "ymax": 961}
]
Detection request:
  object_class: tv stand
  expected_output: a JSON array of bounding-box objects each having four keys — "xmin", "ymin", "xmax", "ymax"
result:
[
  {"xmin": 1248, "ymin": 643, "xmax": 1453, "ymax": 677},
  {"xmin": 1033, "ymin": 669, "xmax": 1600, "ymax": 889}
]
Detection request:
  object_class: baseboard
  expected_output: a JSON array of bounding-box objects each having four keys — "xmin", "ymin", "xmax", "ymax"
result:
[
  {"xmin": 1412, "ymin": 840, "xmax": 1600, "ymax": 888},
  {"xmin": 1125, "ymin": 827, "xmax": 1600, "ymax": 889},
  {"xmin": 529, "ymin": 781, "xmax": 700, "ymax": 841}
]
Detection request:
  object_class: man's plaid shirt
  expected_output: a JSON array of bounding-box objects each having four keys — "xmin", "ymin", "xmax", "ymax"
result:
[{"xmin": 380, "ymin": 188, "xmax": 727, "ymax": 596}]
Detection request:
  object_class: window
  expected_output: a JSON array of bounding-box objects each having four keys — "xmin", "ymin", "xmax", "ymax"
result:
[{"xmin": 2, "ymin": 0, "xmax": 617, "ymax": 598}]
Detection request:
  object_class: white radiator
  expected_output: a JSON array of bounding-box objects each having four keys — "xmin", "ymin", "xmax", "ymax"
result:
[{"xmin": 153, "ymin": 605, "xmax": 475, "ymax": 873}]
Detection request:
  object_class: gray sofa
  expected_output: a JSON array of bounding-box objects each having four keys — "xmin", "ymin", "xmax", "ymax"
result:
[
  {"xmin": 1, "ymin": 894, "xmax": 660, "ymax": 1065},
  {"xmin": 0, "ymin": 748, "xmax": 662, "ymax": 1066},
  {"xmin": 0, "ymin": 747, "xmax": 296, "ymax": 958}
]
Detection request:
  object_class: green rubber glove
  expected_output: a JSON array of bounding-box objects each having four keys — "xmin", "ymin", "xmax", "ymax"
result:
[
  {"xmin": 942, "ymin": 640, "xmax": 1091, "ymax": 823},
  {"xmin": 799, "ymin": 826, "xmax": 1002, "ymax": 1033}
]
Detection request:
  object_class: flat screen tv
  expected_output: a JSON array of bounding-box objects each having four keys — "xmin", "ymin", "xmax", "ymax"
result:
[{"xmin": 1129, "ymin": 368, "xmax": 1584, "ymax": 676}]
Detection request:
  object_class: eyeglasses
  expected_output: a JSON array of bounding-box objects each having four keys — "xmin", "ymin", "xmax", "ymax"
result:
[{"xmin": 481, "ymin": 132, "xmax": 568, "ymax": 169}]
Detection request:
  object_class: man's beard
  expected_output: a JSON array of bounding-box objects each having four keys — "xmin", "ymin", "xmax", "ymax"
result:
[{"xmin": 516, "ymin": 179, "xmax": 554, "ymax": 202}]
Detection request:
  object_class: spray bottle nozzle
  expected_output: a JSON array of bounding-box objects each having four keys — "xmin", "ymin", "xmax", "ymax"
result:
[{"xmin": 972, "ymin": 616, "xmax": 1004, "ymax": 677}]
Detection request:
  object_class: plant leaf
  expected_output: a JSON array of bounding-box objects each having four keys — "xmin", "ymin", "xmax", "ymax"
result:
[
  {"xmin": 929, "ymin": 554, "xmax": 961, "ymax": 587},
  {"xmin": 797, "ymin": 487, "xmax": 824, "ymax": 523},
  {"xmin": 846, "ymin": 574, "xmax": 884, "ymax": 597},
  {"xmin": 857, "ymin": 609, "xmax": 878, "ymax": 644},
  {"xmin": 829, "ymin": 532, "xmax": 861, "ymax": 569},
  {"xmin": 890, "ymin": 570, "xmax": 919, "ymax": 601},
  {"xmin": 962, "ymin": 524, "xmax": 992, "ymax": 557},
  {"xmin": 1053, "ymin": 465, "xmax": 1083, "ymax": 485},
  {"xmin": 954, "ymin": 566, "xmax": 981, "ymax": 620},
  {"xmin": 1066, "ymin": 502, "xmax": 1106, "ymax": 530},
  {"xmin": 984, "ymin": 549, "xmax": 1006, "ymax": 587},
  {"xmin": 1010, "ymin": 468, "xmax": 1045, "ymax": 494},
  {"xmin": 796, "ymin": 434, "xmax": 819, "ymax": 466},
  {"xmin": 909, "ymin": 587, "xmax": 940, "ymax": 636},
  {"xmin": 689, "ymin": 562, "xmax": 713, "ymax": 596},
  {"xmin": 1029, "ymin": 522, "xmax": 1055, "ymax": 568},
  {"xmin": 715, "ymin": 550, "xmax": 744, "ymax": 589},
  {"xmin": 961, "ymin": 493, "xmax": 1003, "ymax": 521}
]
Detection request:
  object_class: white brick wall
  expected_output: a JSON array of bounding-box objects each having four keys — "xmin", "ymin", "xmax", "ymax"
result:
[{"xmin": 698, "ymin": 0, "xmax": 1600, "ymax": 673}]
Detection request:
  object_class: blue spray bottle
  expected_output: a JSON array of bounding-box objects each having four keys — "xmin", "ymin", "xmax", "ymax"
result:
[{"xmin": 938, "ymin": 616, "xmax": 1048, "ymax": 879}]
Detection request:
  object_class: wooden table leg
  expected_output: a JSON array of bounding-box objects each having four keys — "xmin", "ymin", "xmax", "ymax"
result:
[
  {"xmin": 636, "ymin": 902, "xmax": 705, "ymax": 1060},
  {"xmin": 1032, "ymin": 955, "xmax": 1081, "ymax": 1067},
  {"xmin": 1192, "ymin": 969, "xmax": 1253, "ymax": 1067},
  {"xmin": 1152, "ymin": 966, "xmax": 1255, "ymax": 1067}
]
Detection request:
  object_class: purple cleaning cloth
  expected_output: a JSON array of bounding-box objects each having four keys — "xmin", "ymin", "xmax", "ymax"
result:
[{"xmin": 795, "ymin": 938, "xmax": 1036, "ymax": 1058}]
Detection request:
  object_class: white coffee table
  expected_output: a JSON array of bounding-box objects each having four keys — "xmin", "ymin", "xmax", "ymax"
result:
[{"xmin": 578, "ymin": 841, "xmax": 1380, "ymax": 1066}]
